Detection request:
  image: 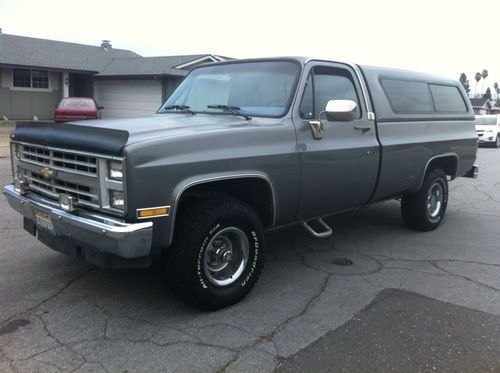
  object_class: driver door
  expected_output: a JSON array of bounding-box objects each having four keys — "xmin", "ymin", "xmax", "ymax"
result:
[{"xmin": 293, "ymin": 62, "xmax": 380, "ymax": 218}]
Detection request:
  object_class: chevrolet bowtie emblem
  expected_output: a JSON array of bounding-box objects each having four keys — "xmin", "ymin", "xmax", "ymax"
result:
[{"xmin": 40, "ymin": 167, "xmax": 56, "ymax": 179}]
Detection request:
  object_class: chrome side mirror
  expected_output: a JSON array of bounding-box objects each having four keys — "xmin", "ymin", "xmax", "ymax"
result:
[{"xmin": 324, "ymin": 100, "xmax": 357, "ymax": 122}]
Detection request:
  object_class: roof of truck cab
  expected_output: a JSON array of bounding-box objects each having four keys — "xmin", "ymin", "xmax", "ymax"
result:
[
  {"xmin": 194, "ymin": 57, "xmax": 473, "ymax": 120},
  {"xmin": 358, "ymin": 64, "xmax": 459, "ymax": 86},
  {"xmin": 203, "ymin": 57, "xmax": 457, "ymax": 83}
]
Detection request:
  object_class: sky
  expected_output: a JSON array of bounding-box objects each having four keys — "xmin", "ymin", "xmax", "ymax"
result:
[{"xmin": 1, "ymin": 0, "xmax": 499, "ymax": 98}]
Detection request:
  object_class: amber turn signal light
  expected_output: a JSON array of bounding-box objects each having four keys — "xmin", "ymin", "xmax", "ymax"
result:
[{"xmin": 137, "ymin": 206, "xmax": 170, "ymax": 219}]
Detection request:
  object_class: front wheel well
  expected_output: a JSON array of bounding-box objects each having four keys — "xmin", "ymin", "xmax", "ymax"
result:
[{"xmin": 176, "ymin": 177, "xmax": 275, "ymax": 228}]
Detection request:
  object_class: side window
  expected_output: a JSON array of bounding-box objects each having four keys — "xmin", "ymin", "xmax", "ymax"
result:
[
  {"xmin": 299, "ymin": 73, "xmax": 313, "ymax": 119},
  {"xmin": 313, "ymin": 66, "xmax": 361, "ymax": 120},
  {"xmin": 381, "ymin": 79, "xmax": 434, "ymax": 113},
  {"xmin": 429, "ymin": 84, "xmax": 467, "ymax": 113},
  {"xmin": 298, "ymin": 66, "xmax": 361, "ymax": 120}
]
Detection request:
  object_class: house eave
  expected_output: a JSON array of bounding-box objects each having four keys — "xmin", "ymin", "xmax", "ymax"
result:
[
  {"xmin": 0, "ymin": 62, "xmax": 98, "ymax": 74},
  {"xmin": 94, "ymin": 72, "xmax": 187, "ymax": 80}
]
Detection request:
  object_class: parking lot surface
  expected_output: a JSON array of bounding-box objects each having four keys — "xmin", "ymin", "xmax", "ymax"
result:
[{"xmin": 1, "ymin": 148, "xmax": 499, "ymax": 372}]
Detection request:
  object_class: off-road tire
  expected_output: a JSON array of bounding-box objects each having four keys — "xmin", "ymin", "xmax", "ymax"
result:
[
  {"xmin": 165, "ymin": 197, "xmax": 265, "ymax": 311},
  {"xmin": 401, "ymin": 168, "xmax": 448, "ymax": 231}
]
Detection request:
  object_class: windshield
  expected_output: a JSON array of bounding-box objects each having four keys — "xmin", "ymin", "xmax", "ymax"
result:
[
  {"xmin": 159, "ymin": 61, "xmax": 300, "ymax": 118},
  {"xmin": 475, "ymin": 117, "xmax": 498, "ymax": 126}
]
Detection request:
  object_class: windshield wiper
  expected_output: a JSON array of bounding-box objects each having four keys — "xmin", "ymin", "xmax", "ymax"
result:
[
  {"xmin": 162, "ymin": 105, "xmax": 195, "ymax": 115},
  {"xmin": 207, "ymin": 105, "xmax": 251, "ymax": 120}
]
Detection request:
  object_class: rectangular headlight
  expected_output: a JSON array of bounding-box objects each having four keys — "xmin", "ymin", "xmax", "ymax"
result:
[
  {"xmin": 110, "ymin": 190, "xmax": 124, "ymax": 210},
  {"xmin": 109, "ymin": 161, "xmax": 123, "ymax": 180}
]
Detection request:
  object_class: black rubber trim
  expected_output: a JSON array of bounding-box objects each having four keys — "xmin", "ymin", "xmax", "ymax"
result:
[
  {"xmin": 377, "ymin": 116, "xmax": 474, "ymax": 123},
  {"xmin": 11, "ymin": 122, "xmax": 129, "ymax": 156}
]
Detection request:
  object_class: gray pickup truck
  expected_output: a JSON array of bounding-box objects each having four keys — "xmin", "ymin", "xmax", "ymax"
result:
[{"xmin": 3, "ymin": 57, "xmax": 478, "ymax": 310}]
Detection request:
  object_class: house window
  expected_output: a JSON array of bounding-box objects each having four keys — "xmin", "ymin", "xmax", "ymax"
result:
[
  {"xmin": 32, "ymin": 70, "xmax": 49, "ymax": 88},
  {"xmin": 13, "ymin": 69, "xmax": 49, "ymax": 89},
  {"xmin": 13, "ymin": 69, "xmax": 31, "ymax": 87}
]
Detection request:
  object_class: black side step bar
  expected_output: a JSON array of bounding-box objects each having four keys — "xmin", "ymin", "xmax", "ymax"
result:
[{"xmin": 302, "ymin": 218, "xmax": 333, "ymax": 238}]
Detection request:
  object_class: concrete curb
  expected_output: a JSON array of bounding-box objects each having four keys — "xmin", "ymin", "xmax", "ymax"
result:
[
  {"xmin": 0, "ymin": 121, "xmax": 16, "ymax": 128},
  {"xmin": 0, "ymin": 120, "xmax": 55, "ymax": 128}
]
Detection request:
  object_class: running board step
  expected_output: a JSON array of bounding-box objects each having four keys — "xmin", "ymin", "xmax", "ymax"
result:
[{"xmin": 302, "ymin": 218, "xmax": 333, "ymax": 238}]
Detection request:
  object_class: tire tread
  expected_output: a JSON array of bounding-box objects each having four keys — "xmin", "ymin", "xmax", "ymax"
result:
[
  {"xmin": 401, "ymin": 168, "xmax": 448, "ymax": 231},
  {"xmin": 165, "ymin": 197, "xmax": 264, "ymax": 310}
]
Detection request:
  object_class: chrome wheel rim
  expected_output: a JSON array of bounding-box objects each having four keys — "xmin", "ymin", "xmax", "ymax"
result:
[
  {"xmin": 203, "ymin": 227, "xmax": 249, "ymax": 286},
  {"xmin": 427, "ymin": 182, "xmax": 444, "ymax": 219}
]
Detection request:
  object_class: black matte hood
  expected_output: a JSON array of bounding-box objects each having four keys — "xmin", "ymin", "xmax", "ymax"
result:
[
  {"xmin": 11, "ymin": 121, "xmax": 129, "ymax": 156},
  {"xmin": 10, "ymin": 114, "xmax": 273, "ymax": 156}
]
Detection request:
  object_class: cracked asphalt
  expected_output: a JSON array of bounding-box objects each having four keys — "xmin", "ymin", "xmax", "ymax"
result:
[{"xmin": 1, "ymin": 147, "xmax": 499, "ymax": 372}]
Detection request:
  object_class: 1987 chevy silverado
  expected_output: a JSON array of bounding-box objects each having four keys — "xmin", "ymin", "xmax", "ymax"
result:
[{"xmin": 3, "ymin": 58, "xmax": 478, "ymax": 310}]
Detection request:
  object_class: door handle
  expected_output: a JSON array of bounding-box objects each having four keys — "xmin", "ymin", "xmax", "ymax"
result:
[{"xmin": 353, "ymin": 124, "xmax": 371, "ymax": 132}]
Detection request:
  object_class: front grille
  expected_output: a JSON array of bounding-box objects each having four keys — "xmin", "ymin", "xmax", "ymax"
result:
[
  {"xmin": 13, "ymin": 142, "xmax": 125, "ymax": 215},
  {"xmin": 15, "ymin": 143, "xmax": 102, "ymax": 210},
  {"xmin": 20, "ymin": 145, "xmax": 97, "ymax": 177},
  {"xmin": 22, "ymin": 169, "xmax": 100, "ymax": 208}
]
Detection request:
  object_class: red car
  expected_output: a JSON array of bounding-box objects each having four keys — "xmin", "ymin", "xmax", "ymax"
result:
[{"xmin": 54, "ymin": 97, "xmax": 103, "ymax": 122}]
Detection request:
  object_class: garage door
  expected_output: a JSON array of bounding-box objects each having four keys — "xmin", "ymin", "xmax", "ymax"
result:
[{"xmin": 95, "ymin": 80, "xmax": 162, "ymax": 119}]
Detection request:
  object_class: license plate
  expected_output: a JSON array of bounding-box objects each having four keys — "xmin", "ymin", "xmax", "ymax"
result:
[{"xmin": 33, "ymin": 210, "xmax": 55, "ymax": 235}]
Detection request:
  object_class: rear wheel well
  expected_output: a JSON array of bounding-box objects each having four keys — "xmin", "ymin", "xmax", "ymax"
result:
[
  {"xmin": 426, "ymin": 155, "xmax": 458, "ymax": 179},
  {"xmin": 176, "ymin": 178, "xmax": 275, "ymax": 228}
]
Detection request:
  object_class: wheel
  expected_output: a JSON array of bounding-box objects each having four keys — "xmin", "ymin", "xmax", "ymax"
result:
[
  {"xmin": 401, "ymin": 168, "xmax": 448, "ymax": 231},
  {"xmin": 495, "ymin": 135, "xmax": 500, "ymax": 149},
  {"xmin": 165, "ymin": 197, "xmax": 265, "ymax": 311}
]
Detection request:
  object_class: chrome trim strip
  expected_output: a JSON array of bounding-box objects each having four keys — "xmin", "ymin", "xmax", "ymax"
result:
[
  {"xmin": 136, "ymin": 205, "xmax": 171, "ymax": 219},
  {"xmin": 417, "ymin": 153, "xmax": 460, "ymax": 190},
  {"xmin": 347, "ymin": 62, "xmax": 374, "ymax": 117},
  {"xmin": 168, "ymin": 173, "xmax": 277, "ymax": 246}
]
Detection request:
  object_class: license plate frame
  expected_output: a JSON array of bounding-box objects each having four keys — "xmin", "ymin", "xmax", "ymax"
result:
[{"xmin": 33, "ymin": 210, "xmax": 56, "ymax": 235}]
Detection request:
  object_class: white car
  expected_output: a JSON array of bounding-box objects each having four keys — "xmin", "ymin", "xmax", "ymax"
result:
[{"xmin": 475, "ymin": 115, "xmax": 500, "ymax": 148}]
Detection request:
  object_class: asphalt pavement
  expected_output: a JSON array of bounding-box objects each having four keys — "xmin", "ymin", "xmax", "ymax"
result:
[
  {"xmin": 0, "ymin": 146, "xmax": 499, "ymax": 372},
  {"xmin": 277, "ymin": 289, "xmax": 500, "ymax": 372}
]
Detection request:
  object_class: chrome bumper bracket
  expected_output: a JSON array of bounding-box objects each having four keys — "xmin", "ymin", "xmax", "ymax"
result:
[{"xmin": 464, "ymin": 164, "xmax": 479, "ymax": 179}]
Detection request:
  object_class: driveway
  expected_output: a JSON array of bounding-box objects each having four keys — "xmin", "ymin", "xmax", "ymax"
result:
[
  {"xmin": 0, "ymin": 148, "xmax": 499, "ymax": 372},
  {"xmin": 0, "ymin": 124, "xmax": 13, "ymax": 158}
]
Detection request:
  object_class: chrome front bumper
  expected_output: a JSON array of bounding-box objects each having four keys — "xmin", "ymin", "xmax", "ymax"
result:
[{"xmin": 2, "ymin": 184, "xmax": 153, "ymax": 259}]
